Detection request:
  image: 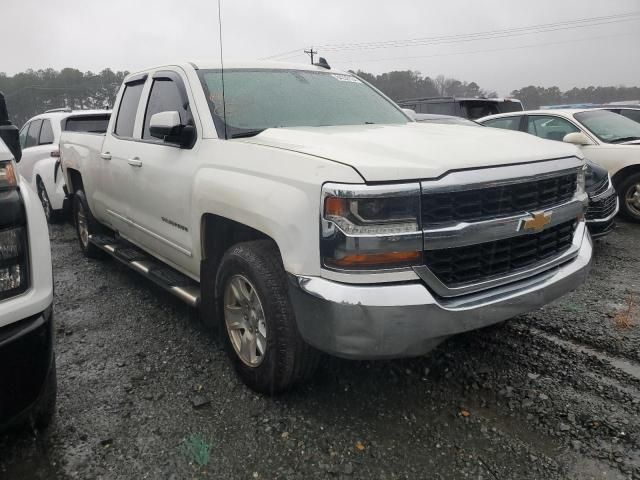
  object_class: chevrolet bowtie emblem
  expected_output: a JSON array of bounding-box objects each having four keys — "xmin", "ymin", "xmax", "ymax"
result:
[{"xmin": 519, "ymin": 211, "xmax": 552, "ymax": 232}]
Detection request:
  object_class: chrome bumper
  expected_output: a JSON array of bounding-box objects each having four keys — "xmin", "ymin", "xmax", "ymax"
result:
[{"xmin": 288, "ymin": 228, "xmax": 592, "ymax": 360}]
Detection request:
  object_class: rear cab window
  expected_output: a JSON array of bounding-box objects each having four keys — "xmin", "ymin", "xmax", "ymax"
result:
[
  {"xmin": 64, "ymin": 115, "xmax": 111, "ymax": 133},
  {"xmin": 114, "ymin": 81, "xmax": 145, "ymax": 138}
]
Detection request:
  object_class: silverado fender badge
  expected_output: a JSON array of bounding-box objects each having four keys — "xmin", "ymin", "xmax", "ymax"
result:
[{"xmin": 519, "ymin": 211, "xmax": 552, "ymax": 233}]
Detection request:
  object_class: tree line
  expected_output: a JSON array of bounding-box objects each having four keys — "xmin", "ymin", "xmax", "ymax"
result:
[
  {"xmin": 355, "ymin": 70, "xmax": 640, "ymax": 109},
  {"xmin": 1, "ymin": 67, "xmax": 638, "ymax": 127},
  {"xmin": 0, "ymin": 68, "xmax": 128, "ymax": 126}
]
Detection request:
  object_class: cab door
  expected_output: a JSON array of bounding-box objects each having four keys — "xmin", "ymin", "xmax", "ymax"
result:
[
  {"xmin": 121, "ymin": 68, "xmax": 200, "ymax": 273},
  {"xmin": 93, "ymin": 75, "xmax": 147, "ymax": 235}
]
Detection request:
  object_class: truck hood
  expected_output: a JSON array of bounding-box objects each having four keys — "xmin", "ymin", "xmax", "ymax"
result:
[{"xmin": 238, "ymin": 123, "xmax": 582, "ymax": 182}]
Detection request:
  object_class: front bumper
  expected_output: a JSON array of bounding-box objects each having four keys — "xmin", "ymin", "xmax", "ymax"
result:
[
  {"xmin": 288, "ymin": 229, "xmax": 592, "ymax": 360},
  {"xmin": 0, "ymin": 305, "xmax": 54, "ymax": 430}
]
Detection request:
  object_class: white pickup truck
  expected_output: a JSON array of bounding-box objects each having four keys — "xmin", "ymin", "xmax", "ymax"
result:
[{"xmin": 61, "ymin": 61, "xmax": 592, "ymax": 393}]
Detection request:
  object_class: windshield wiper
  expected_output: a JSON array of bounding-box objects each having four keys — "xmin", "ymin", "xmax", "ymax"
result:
[
  {"xmin": 230, "ymin": 129, "xmax": 265, "ymax": 139},
  {"xmin": 609, "ymin": 136, "xmax": 640, "ymax": 144}
]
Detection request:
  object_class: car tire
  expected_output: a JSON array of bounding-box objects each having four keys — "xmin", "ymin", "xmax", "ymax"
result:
[
  {"xmin": 73, "ymin": 189, "xmax": 105, "ymax": 258},
  {"xmin": 37, "ymin": 178, "xmax": 64, "ymax": 224},
  {"xmin": 212, "ymin": 240, "xmax": 320, "ymax": 394},
  {"xmin": 617, "ymin": 172, "xmax": 640, "ymax": 223},
  {"xmin": 33, "ymin": 359, "xmax": 57, "ymax": 430}
]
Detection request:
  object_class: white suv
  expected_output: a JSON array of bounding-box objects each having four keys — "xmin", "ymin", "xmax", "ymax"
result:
[{"xmin": 18, "ymin": 108, "xmax": 110, "ymax": 222}]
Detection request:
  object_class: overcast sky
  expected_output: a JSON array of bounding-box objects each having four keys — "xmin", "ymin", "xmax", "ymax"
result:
[{"xmin": 4, "ymin": 0, "xmax": 640, "ymax": 95}]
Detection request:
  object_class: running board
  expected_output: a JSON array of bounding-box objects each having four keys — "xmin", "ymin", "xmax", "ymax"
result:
[{"xmin": 89, "ymin": 234, "xmax": 200, "ymax": 308}]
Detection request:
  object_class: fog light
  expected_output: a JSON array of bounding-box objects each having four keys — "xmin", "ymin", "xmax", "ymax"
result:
[{"xmin": 0, "ymin": 226, "xmax": 28, "ymax": 299}]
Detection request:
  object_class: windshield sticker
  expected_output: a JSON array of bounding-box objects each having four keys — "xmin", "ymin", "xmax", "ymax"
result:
[{"xmin": 332, "ymin": 74, "xmax": 361, "ymax": 83}]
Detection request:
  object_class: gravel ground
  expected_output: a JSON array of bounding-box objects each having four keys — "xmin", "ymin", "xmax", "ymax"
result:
[{"xmin": 1, "ymin": 220, "xmax": 639, "ymax": 480}]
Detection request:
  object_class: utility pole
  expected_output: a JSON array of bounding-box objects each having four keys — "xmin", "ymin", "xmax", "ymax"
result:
[{"xmin": 304, "ymin": 47, "xmax": 317, "ymax": 65}]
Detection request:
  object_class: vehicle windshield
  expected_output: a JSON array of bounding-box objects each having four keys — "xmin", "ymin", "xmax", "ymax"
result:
[
  {"xmin": 198, "ymin": 69, "xmax": 408, "ymax": 138},
  {"xmin": 574, "ymin": 109, "xmax": 640, "ymax": 143}
]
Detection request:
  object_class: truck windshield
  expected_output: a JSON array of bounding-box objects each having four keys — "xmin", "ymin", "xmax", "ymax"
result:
[{"xmin": 198, "ymin": 69, "xmax": 408, "ymax": 138}]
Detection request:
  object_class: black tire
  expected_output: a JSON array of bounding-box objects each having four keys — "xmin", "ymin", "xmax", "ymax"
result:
[
  {"xmin": 33, "ymin": 359, "xmax": 57, "ymax": 430},
  {"xmin": 37, "ymin": 178, "xmax": 64, "ymax": 224},
  {"xmin": 617, "ymin": 172, "xmax": 640, "ymax": 223},
  {"xmin": 73, "ymin": 189, "xmax": 104, "ymax": 258},
  {"xmin": 211, "ymin": 240, "xmax": 320, "ymax": 394}
]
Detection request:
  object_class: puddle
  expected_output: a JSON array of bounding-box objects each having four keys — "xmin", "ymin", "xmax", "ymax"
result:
[{"xmin": 532, "ymin": 329, "xmax": 640, "ymax": 382}]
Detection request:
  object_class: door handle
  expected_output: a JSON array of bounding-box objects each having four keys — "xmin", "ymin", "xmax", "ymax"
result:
[
  {"xmin": 100, "ymin": 152, "xmax": 112, "ymax": 160},
  {"xmin": 127, "ymin": 157, "xmax": 142, "ymax": 167}
]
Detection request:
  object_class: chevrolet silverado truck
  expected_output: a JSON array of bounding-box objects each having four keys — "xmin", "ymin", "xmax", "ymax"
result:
[
  {"xmin": 61, "ymin": 62, "xmax": 592, "ymax": 393},
  {"xmin": 0, "ymin": 92, "xmax": 56, "ymax": 430}
]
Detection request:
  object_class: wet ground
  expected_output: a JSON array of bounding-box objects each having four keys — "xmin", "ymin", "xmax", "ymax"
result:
[{"xmin": 1, "ymin": 220, "xmax": 639, "ymax": 480}]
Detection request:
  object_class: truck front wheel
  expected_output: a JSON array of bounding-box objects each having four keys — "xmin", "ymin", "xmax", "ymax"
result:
[
  {"xmin": 213, "ymin": 240, "xmax": 320, "ymax": 394},
  {"xmin": 73, "ymin": 190, "xmax": 104, "ymax": 258}
]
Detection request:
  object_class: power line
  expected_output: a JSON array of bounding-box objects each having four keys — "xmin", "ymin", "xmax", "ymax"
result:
[
  {"xmin": 331, "ymin": 31, "xmax": 636, "ymax": 66},
  {"xmin": 262, "ymin": 10, "xmax": 640, "ymax": 60}
]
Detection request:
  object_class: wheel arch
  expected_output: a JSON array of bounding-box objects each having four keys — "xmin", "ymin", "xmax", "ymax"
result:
[
  {"xmin": 611, "ymin": 164, "xmax": 640, "ymax": 189},
  {"xmin": 65, "ymin": 168, "xmax": 84, "ymax": 194},
  {"xmin": 200, "ymin": 213, "xmax": 277, "ymax": 290}
]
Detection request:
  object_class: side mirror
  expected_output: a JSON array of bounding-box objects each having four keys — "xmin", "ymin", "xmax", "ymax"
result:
[
  {"xmin": 149, "ymin": 111, "xmax": 195, "ymax": 148},
  {"xmin": 0, "ymin": 125, "xmax": 22, "ymax": 162},
  {"xmin": 563, "ymin": 132, "xmax": 594, "ymax": 146},
  {"xmin": 402, "ymin": 108, "xmax": 417, "ymax": 121}
]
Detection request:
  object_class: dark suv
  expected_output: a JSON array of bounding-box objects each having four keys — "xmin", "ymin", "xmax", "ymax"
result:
[{"xmin": 398, "ymin": 96, "xmax": 523, "ymax": 120}]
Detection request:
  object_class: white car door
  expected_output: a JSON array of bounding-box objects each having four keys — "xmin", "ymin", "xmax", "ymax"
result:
[
  {"xmin": 123, "ymin": 68, "xmax": 200, "ymax": 274},
  {"xmin": 95, "ymin": 76, "xmax": 147, "ymax": 236}
]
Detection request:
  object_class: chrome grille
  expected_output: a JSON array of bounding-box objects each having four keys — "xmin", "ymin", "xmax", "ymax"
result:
[
  {"xmin": 423, "ymin": 220, "xmax": 576, "ymax": 288},
  {"xmin": 421, "ymin": 172, "xmax": 577, "ymax": 225}
]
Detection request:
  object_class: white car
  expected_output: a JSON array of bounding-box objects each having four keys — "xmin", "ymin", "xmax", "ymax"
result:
[
  {"xmin": 61, "ymin": 61, "xmax": 591, "ymax": 393},
  {"xmin": 18, "ymin": 108, "xmax": 111, "ymax": 222},
  {"xmin": 478, "ymin": 108, "xmax": 640, "ymax": 222},
  {"xmin": 0, "ymin": 93, "xmax": 56, "ymax": 430}
]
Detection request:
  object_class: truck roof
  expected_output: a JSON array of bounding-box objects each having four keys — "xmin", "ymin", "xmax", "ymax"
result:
[
  {"xmin": 28, "ymin": 109, "xmax": 112, "ymax": 121},
  {"xmin": 124, "ymin": 60, "xmax": 348, "ymax": 79}
]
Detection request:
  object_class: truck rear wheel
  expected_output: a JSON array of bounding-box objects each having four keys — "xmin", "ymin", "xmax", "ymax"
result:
[
  {"xmin": 73, "ymin": 190, "xmax": 104, "ymax": 258},
  {"xmin": 618, "ymin": 172, "xmax": 640, "ymax": 223},
  {"xmin": 213, "ymin": 240, "xmax": 320, "ymax": 394}
]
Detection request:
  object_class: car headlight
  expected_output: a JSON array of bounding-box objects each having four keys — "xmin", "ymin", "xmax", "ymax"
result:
[
  {"xmin": 321, "ymin": 183, "xmax": 422, "ymax": 270},
  {"xmin": 0, "ymin": 226, "xmax": 28, "ymax": 300},
  {"xmin": 0, "ymin": 160, "xmax": 18, "ymax": 189}
]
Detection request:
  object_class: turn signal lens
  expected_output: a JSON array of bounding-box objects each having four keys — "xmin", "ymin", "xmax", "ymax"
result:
[
  {"xmin": 0, "ymin": 161, "xmax": 17, "ymax": 189},
  {"xmin": 331, "ymin": 251, "xmax": 421, "ymax": 268}
]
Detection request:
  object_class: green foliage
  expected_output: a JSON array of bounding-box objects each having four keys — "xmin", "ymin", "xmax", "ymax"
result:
[
  {"xmin": 352, "ymin": 69, "xmax": 496, "ymax": 101},
  {"xmin": 0, "ymin": 68, "xmax": 128, "ymax": 127},
  {"xmin": 181, "ymin": 434, "xmax": 213, "ymax": 467}
]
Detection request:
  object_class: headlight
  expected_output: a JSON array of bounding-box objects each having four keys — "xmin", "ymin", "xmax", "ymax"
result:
[
  {"xmin": 0, "ymin": 160, "xmax": 18, "ymax": 189},
  {"xmin": 0, "ymin": 226, "xmax": 29, "ymax": 300},
  {"xmin": 321, "ymin": 183, "xmax": 422, "ymax": 270}
]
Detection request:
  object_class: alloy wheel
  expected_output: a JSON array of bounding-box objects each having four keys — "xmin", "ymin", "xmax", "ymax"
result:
[{"xmin": 224, "ymin": 274, "xmax": 267, "ymax": 367}]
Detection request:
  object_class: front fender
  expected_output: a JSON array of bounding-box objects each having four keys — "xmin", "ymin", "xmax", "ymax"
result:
[{"xmin": 191, "ymin": 148, "xmax": 362, "ymax": 277}]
